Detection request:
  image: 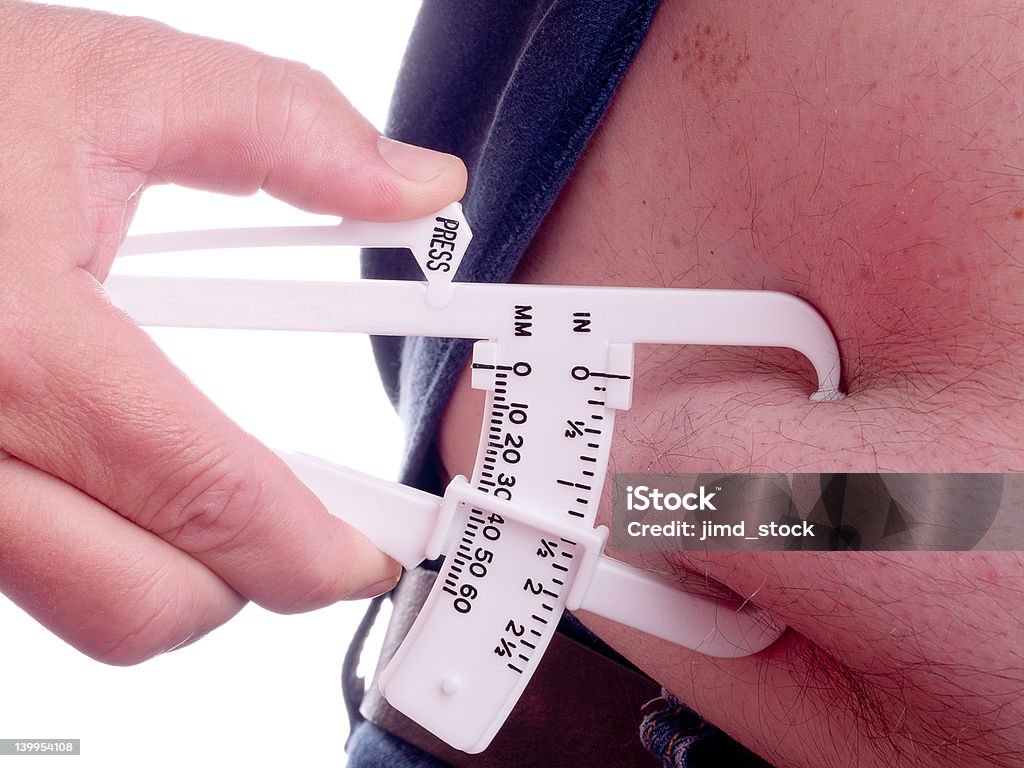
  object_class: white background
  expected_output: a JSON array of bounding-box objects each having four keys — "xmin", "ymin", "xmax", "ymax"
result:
[{"xmin": 1, "ymin": 2, "xmax": 420, "ymax": 765}]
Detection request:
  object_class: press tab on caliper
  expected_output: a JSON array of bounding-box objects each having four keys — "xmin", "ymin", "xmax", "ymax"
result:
[
  {"xmin": 337, "ymin": 201, "xmax": 472, "ymax": 307},
  {"xmin": 115, "ymin": 201, "xmax": 472, "ymax": 308}
]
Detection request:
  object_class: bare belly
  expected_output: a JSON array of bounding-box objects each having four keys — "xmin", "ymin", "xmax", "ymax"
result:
[{"xmin": 439, "ymin": 1, "xmax": 1024, "ymax": 765}]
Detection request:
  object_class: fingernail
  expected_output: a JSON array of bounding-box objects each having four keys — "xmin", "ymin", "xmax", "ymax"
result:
[
  {"xmin": 347, "ymin": 576, "xmax": 399, "ymax": 601},
  {"xmin": 377, "ymin": 136, "xmax": 456, "ymax": 182}
]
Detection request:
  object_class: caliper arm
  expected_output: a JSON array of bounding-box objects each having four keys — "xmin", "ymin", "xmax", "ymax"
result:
[{"xmin": 282, "ymin": 452, "xmax": 784, "ymax": 658}]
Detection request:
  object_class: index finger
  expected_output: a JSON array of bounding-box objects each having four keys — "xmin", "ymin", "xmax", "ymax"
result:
[{"xmin": 1, "ymin": 4, "xmax": 467, "ymax": 275}]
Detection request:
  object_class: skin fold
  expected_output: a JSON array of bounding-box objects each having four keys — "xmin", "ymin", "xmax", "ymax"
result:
[{"xmin": 440, "ymin": 2, "xmax": 1024, "ymax": 766}]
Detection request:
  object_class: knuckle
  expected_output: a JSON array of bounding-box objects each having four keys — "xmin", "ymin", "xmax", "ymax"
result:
[
  {"xmin": 137, "ymin": 443, "xmax": 264, "ymax": 557},
  {"xmin": 252, "ymin": 56, "xmax": 339, "ymax": 147}
]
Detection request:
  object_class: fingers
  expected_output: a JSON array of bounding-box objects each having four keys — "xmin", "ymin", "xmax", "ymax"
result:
[
  {"xmin": 71, "ymin": 13, "xmax": 466, "ymax": 221},
  {"xmin": 0, "ymin": 450, "xmax": 244, "ymax": 665},
  {"xmin": 0, "ymin": 3, "xmax": 405, "ymax": 639},
  {"xmin": 0, "ymin": 269, "xmax": 401, "ymax": 614}
]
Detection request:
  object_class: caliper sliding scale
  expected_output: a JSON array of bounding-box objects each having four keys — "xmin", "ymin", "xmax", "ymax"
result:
[{"xmin": 107, "ymin": 202, "xmax": 843, "ymax": 754}]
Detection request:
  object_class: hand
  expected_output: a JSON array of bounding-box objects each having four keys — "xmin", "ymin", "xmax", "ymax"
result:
[{"xmin": 0, "ymin": 1, "xmax": 466, "ymax": 664}]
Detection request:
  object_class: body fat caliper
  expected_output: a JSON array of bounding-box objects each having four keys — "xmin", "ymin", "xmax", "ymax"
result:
[{"xmin": 106, "ymin": 203, "xmax": 843, "ymax": 754}]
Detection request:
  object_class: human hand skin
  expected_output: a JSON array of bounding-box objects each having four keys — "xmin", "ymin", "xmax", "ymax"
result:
[
  {"xmin": 439, "ymin": 0, "xmax": 1023, "ymax": 766},
  {"xmin": 0, "ymin": 1, "xmax": 466, "ymax": 664}
]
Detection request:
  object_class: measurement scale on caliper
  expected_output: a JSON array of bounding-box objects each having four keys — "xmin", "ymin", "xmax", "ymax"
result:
[{"xmin": 107, "ymin": 203, "xmax": 843, "ymax": 753}]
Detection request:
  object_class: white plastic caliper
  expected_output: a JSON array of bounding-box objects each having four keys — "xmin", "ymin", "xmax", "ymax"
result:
[{"xmin": 107, "ymin": 203, "xmax": 843, "ymax": 753}]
